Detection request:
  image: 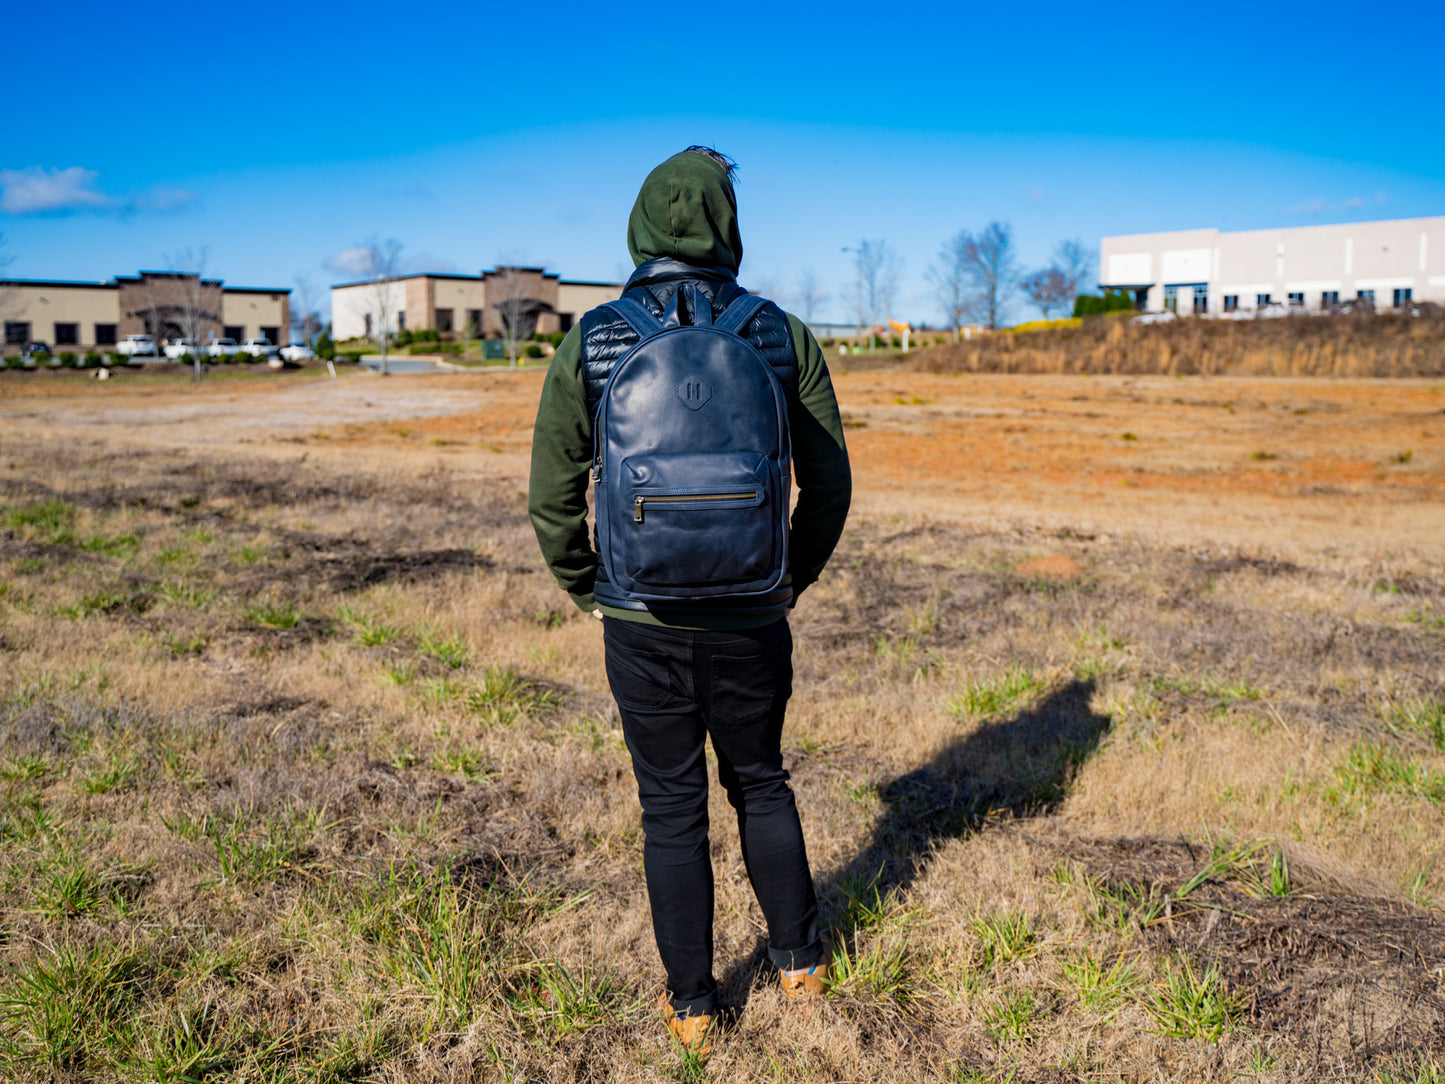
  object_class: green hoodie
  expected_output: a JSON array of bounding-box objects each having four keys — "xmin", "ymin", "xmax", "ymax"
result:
[{"xmin": 527, "ymin": 151, "xmax": 851, "ymax": 628}]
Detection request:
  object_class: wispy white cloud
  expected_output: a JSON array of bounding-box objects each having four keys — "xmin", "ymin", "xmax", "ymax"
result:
[
  {"xmin": 1288, "ymin": 192, "xmax": 1389, "ymax": 216},
  {"xmin": 326, "ymin": 247, "xmax": 375, "ymax": 277},
  {"xmin": 128, "ymin": 185, "xmax": 201, "ymax": 214},
  {"xmin": 0, "ymin": 166, "xmax": 111, "ymax": 214},
  {"xmin": 0, "ymin": 166, "xmax": 200, "ymax": 216}
]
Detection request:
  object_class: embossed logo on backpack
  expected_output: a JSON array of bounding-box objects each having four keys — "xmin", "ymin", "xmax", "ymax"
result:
[{"xmin": 677, "ymin": 375, "xmax": 712, "ymax": 410}]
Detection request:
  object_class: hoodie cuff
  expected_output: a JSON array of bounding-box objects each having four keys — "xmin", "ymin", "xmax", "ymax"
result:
[{"xmin": 568, "ymin": 591, "xmax": 597, "ymax": 613}]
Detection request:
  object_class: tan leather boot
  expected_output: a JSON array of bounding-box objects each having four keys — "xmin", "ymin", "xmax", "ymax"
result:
[
  {"xmin": 779, "ymin": 961, "xmax": 830, "ymax": 999},
  {"xmin": 658, "ymin": 993, "xmax": 714, "ymax": 1059}
]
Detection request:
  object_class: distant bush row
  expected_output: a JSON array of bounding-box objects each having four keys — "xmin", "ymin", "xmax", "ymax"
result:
[{"xmin": 1073, "ymin": 291, "xmax": 1137, "ymax": 317}]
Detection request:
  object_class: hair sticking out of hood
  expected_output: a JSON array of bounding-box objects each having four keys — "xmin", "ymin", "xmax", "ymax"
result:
[
  {"xmin": 626, "ymin": 150, "xmax": 744, "ymax": 273},
  {"xmin": 682, "ymin": 146, "xmax": 738, "ymax": 183}
]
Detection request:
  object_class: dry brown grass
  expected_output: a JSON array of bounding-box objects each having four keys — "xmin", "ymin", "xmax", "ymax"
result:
[{"xmin": 0, "ymin": 369, "xmax": 1442, "ymax": 1081}]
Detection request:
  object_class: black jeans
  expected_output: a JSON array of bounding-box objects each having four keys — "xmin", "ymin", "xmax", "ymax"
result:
[{"xmin": 603, "ymin": 616, "xmax": 824, "ymax": 1016}]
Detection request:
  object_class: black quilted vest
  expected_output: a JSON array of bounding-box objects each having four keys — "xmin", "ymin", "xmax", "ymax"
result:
[{"xmin": 580, "ymin": 257, "xmax": 798, "ymax": 419}]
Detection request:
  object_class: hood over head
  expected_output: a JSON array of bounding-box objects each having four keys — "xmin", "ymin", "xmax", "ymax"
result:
[{"xmin": 626, "ymin": 150, "xmax": 742, "ymax": 273}]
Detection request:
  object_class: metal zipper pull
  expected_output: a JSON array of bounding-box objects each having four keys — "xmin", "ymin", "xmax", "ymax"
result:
[{"xmin": 634, "ymin": 495, "xmax": 645, "ymax": 522}]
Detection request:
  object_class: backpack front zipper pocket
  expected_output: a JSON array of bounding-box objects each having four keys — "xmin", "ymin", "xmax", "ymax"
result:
[
  {"xmin": 633, "ymin": 491, "xmax": 758, "ymax": 523},
  {"xmin": 613, "ymin": 451, "xmax": 782, "ymax": 591}
]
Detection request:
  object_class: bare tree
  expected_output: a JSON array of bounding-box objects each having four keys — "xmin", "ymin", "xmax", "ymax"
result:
[
  {"xmin": 291, "ymin": 273, "xmax": 323, "ymax": 348},
  {"xmin": 358, "ymin": 238, "xmax": 402, "ymax": 375},
  {"xmin": 490, "ymin": 260, "xmax": 533, "ymax": 371},
  {"xmin": 169, "ymin": 247, "xmax": 216, "ymax": 382},
  {"xmin": 851, "ymin": 239, "xmax": 901, "ymax": 352},
  {"xmin": 1020, "ymin": 267, "xmax": 1071, "ymax": 320},
  {"xmin": 926, "ymin": 232, "xmax": 971, "ymax": 341},
  {"xmin": 796, "ymin": 267, "xmax": 828, "ymax": 325},
  {"xmin": 956, "ymin": 221, "xmax": 1019, "ymax": 331},
  {"xmin": 1053, "ymin": 238, "xmax": 1096, "ymax": 306}
]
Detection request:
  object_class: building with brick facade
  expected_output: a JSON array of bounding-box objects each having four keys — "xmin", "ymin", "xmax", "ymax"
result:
[
  {"xmin": 1, "ymin": 270, "xmax": 290, "ymax": 353},
  {"xmin": 329, "ymin": 266, "xmax": 620, "ymax": 343}
]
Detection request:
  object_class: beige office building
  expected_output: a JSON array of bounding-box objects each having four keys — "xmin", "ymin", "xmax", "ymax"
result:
[
  {"xmin": 330, "ymin": 267, "xmax": 621, "ymax": 342},
  {"xmin": 1100, "ymin": 215, "xmax": 1445, "ymax": 316},
  {"xmin": 1, "ymin": 270, "xmax": 290, "ymax": 352}
]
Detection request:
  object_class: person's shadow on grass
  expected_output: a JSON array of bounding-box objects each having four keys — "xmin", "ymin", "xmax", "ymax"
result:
[{"xmin": 721, "ymin": 678, "xmax": 1110, "ymax": 1007}]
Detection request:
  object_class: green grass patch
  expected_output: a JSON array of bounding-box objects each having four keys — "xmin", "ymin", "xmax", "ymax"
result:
[
  {"xmin": 417, "ymin": 626, "xmax": 470, "ymax": 670},
  {"xmin": 1146, "ymin": 958, "xmax": 1242, "ymax": 1043},
  {"xmin": 945, "ymin": 667, "xmax": 1042, "ymax": 719},
  {"xmin": 465, "ymin": 665, "xmax": 558, "ymax": 725},
  {"xmin": 58, "ymin": 586, "xmax": 153, "ymax": 620},
  {"xmin": 244, "ymin": 599, "xmax": 300, "ymax": 630},
  {"xmin": 0, "ymin": 941, "xmax": 144, "ymax": 1072},
  {"xmin": 34, "ymin": 865, "xmax": 110, "ymax": 919},
  {"xmin": 77, "ymin": 532, "xmax": 141, "ymax": 559},
  {"xmin": 1062, "ymin": 951, "xmax": 1143, "ymax": 1018},
  {"xmin": 1335, "ymin": 743, "xmax": 1445, "ymax": 804},
  {"xmin": 1, "ymin": 498, "xmax": 77, "ymax": 546},
  {"xmin": 338, "ymin": 604, "xmax": 403, "ymax": 646},
  {"xmin": 503, "ymin": 956, "xmax": 634, "ymax": 1040},
  {"xmin": 971, "ymin": 911, "xmax": 1040, "ymax": 969},
  {"xmin": 984, "ymin": 989, "xmax": 1038, "ymax": 1044},
  {"xmin": 1382, "ymin": 696, "xmax": 1445, "ymax": 749}
]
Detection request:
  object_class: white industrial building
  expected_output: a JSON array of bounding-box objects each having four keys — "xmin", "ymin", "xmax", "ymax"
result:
[{"xmin": 1099, "ymin": 215, "xmax": 1445, "ymax": 316}]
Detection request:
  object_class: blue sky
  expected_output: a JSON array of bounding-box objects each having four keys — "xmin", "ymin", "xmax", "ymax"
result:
[{"xmin": 5, "ymin": 0, "xmax": 1444, "ymax": 325}]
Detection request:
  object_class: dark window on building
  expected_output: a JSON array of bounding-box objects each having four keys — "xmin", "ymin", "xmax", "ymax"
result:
[
  {"xmin": 397, "ymin": 311, "xmax": 406, "ymax": 331},
  {"xmin": 224, "ymin": 325, "xmax": 244, "ymax": 341},
  {"xmin": 1192, "ymin": 288, "xmax": 1208, "ymax": 315},
  {"xmin": 5, "ymin": 321, "xmax": 30, "ymax": 345},
  {"xmin": 94, "ymin": 323, "xmax": 117, "ymax": 345},
  {"xmin": 435, "ymin": 308, "xmax": 454, "ymax": 333},
  {"xmin": 466, "ymin": 308, "xmax": 482, "ymax": 335},
  {"xmin": 54, "ymin": 322, "xmax": 79, "ymax": 345},
  {"xmin": 1357, "ymin": 289, "xmax": 1375, "ymax": 305},
  {"xmin": 559, "ymin": 312, "xmax": 574, "ymax": 332},
  {"xmin": 1287, "ymin": 292, "xmax": 1304, "ymax": 307},
  {"xmin": 1320, "ymin": 290, "xmax": 1339, "ymax": 309},
  {"xmin": 1163, "ymin": 285, "xmax": 1179, "ymax": 312},
  {"xmin": 1393, "ymin": 287, "xmax": 1413, "ymax": 307},
  {"xmin": 1223, "ymin": 295, "xmax": 1239, "ymax": 312},
  {"xmin": 1256, "ymin": 293, "xmax": 1272, "ymax": 308},
  {"xmin": 260, "ymin": 326, "xmax": 280, "ymax": 344}
]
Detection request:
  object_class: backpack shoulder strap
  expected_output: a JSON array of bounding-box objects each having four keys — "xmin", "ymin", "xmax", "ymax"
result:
[
  {"xmin": 714, "ymin": 293, "xmax": 769, "ymax": 337},
  {"xmin": 602, "ymin": 295, "xmax": 664, "ymax": 340}
]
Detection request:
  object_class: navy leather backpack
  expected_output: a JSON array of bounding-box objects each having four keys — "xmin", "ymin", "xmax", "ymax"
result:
[{"xmin": 591, "ymin": 284, "xmax": 793, "ymax": 613}]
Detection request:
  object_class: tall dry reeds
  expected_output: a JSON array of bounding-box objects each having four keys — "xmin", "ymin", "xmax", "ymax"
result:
[{"xmin": 911, "ymin": 309, "xmax": 1445, "ymax": 378}]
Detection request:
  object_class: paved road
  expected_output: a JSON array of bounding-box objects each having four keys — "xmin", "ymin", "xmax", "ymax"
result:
[{"xmin": 357, "ymin": 357, "xmax": 446, "ymax": 374}]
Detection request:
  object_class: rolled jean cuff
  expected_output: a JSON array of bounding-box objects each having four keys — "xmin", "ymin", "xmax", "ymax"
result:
[
  {"xmin": 668, "ymin": 989, "xmax": 721, "ymax": 1017},
  {"xmin": 768, "ymin": 939, "xmax": 826, "ymax": 972}
]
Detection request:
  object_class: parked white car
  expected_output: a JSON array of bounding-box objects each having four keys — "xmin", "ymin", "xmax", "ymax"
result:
[
  {"xmin": 163, "ymin": 338, "xmax": 201, "ymax": 360},
  {"xmin": 238, "ymin": 337, "xmax": 275, "ymax": 358},
  {"xmin": 207, "ymin": 337, "xmax": 239, "ymax": 357},
  {"xmin": 116, "ymin": 335, "xmax": 156, "ymax": 357},
  {"xmin": 279, "ymin": 343, "xmax": 315, "ymax": 362},
  {"xmin": 1131, "ymin": 310, "xmax": 1178, "ymax": 325}
]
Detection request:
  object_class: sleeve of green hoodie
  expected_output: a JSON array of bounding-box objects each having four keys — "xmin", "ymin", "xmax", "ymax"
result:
[{"xmin": 527, "ymin": 313, "xmax": 851, "ymax": 612}]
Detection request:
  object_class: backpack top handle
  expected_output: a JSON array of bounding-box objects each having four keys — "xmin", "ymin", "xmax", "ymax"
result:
[{"xmin": 662, "ymin": 284, "xmax": 713, "ymax": 328}]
